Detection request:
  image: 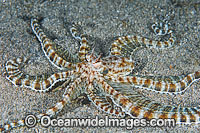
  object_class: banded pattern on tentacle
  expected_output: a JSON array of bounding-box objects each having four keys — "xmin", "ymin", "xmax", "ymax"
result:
[
  {"xmin": 31, "ymin": 19, "xmax": 74, "ymax": 70},
  {"xmin": 105, "ymin": 71, "xmax": 200, "ymax": 94},
  {"xmin": 110, "ymin": 21, "xmax": 175, "ymax": 56},
  {"xmin": 102, "ymin": 56, "xmax": 134, "ymax": 76},
  {"xmin": 0, "ymin": 75, "xmax": 83, "ymax": 132},
  {"xmin": 41, "ymin": 76, "xmax": 84, "ymax": 118},
  {"xmin": 5, "ymin": 57, "xmax": 74, "ymax": 92},
  {"xmin": 87, "ymin": 83, "xmax": 125, "ymax": 117},
  {"xmin": 152, "ymin": 21, "xmax": 172, "ymax": 36},
  {"xmin": 110, "ymin": 33, "xmax": 175, "ymax": 56},
  {"xmin": 98, "ymin": 77, "xmax": 200, "ymax": 124},
  {"xmin": 70, "ymin": 23, "xmax": 90, "ymax": 61}
]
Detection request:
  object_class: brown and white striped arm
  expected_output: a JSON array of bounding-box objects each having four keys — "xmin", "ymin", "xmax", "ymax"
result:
[
  {"xmin": 102, "ymin": 56, "xmax": 135, "ymax": 76},
  {"xmin": 87, "ymin": 83, "xmax": 125, "ymax": 117},
  {"xmin": 97, "ymin": 76, "xmax": 200, "ymax": 124},
  {"xmin": 105, "ymin": 71, "xmax": 200, "ymax": 94},
  {"xmin": 5, "ymin": 57, "xmax": 75, "ymax": 92},
  {"xmin": 31, "ymin": 18, "xmax": 75, "ymax": 70},
  {"xmin": 110, "ymin": 33, "xmax": 176, "ymax": 56},
  {"xmin": 0, "ymin": 75, "xmax": 83, "ymax": 132},
  {"xmin": 110, "ymin": 19, "xmax": 176, "ymax": 56},
  {"xmin": 70, "ymin": 23, "xmax": 90, "ymax": 61}
]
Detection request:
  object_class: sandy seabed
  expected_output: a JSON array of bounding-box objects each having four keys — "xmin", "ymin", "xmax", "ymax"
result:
[{"xmin": 0, "ymin": 0, "xmax": 200, "ymax": 132}]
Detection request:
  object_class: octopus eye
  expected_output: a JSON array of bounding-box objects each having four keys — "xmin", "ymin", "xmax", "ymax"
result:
[{"xmin": 101, "ymin": 69, "xmax": 108, "ymax": 75}]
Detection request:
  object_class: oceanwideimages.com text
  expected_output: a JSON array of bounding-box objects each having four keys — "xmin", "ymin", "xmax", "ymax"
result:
[{"xmin": 25, "ymin": 115, "xmax": 176, "ymax": 129}]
